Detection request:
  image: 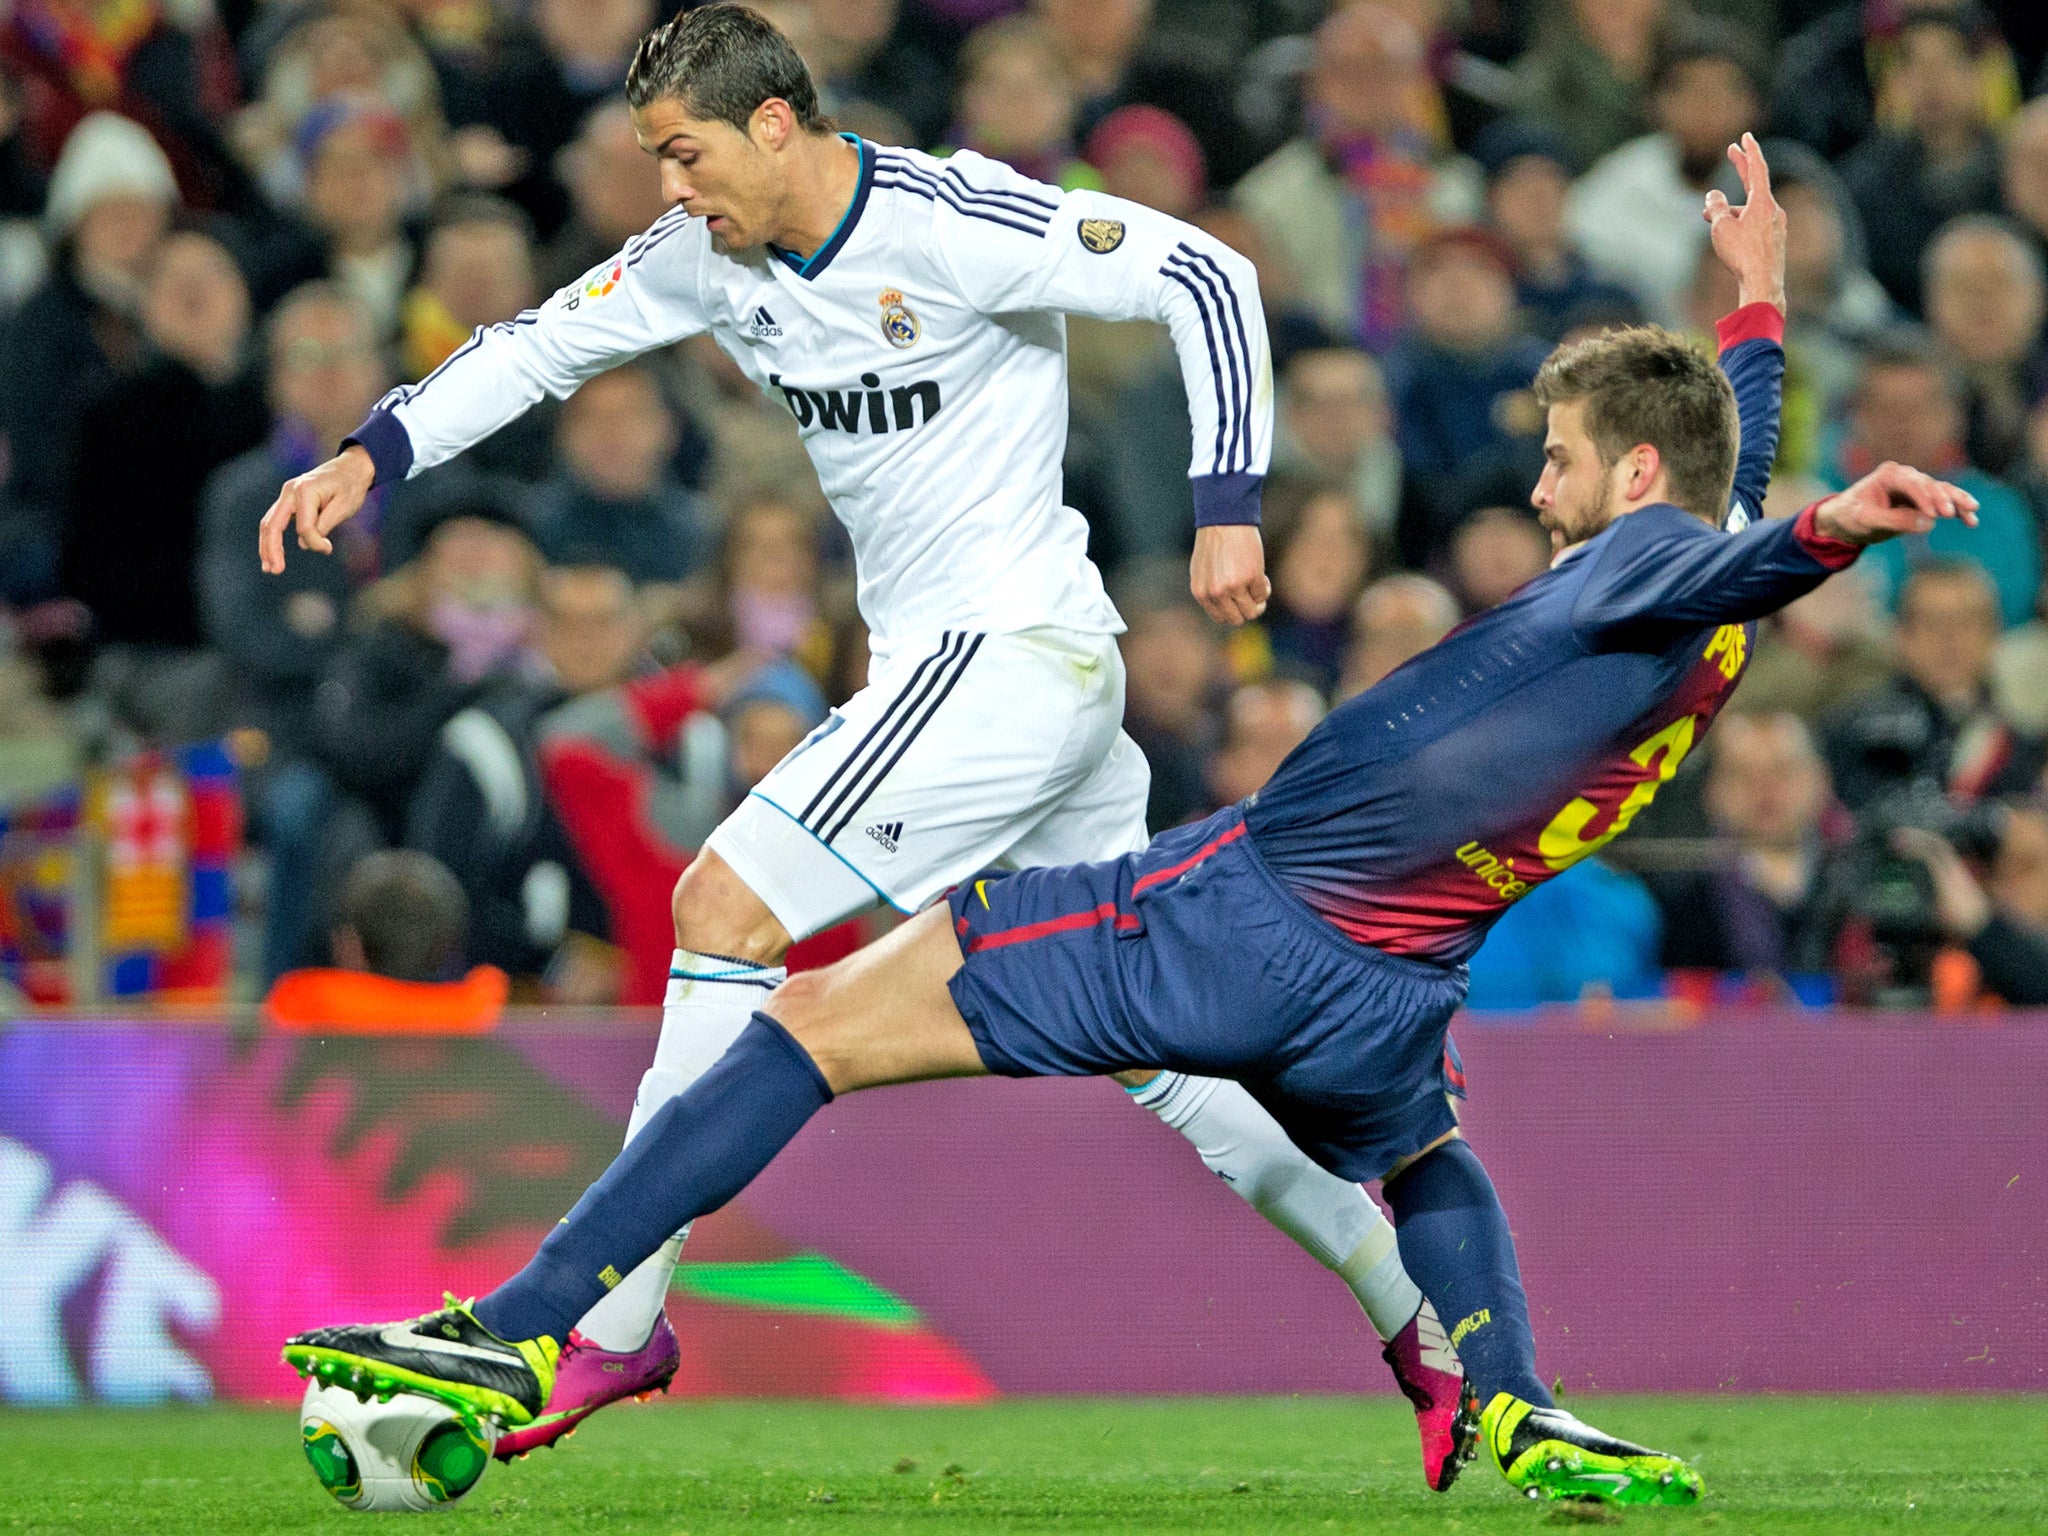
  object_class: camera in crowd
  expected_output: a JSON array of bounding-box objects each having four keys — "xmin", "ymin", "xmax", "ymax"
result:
[{"xmin": 1840, "ymin": 779, "xmax": 2008, "ymax": 1003}]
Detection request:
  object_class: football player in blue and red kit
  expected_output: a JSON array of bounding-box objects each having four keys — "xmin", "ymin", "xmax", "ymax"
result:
[{"xmin": 284, "ymin": 138, "xmax": 1979, "ymax": 1506}]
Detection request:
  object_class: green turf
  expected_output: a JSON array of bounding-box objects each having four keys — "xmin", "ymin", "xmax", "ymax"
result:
[{"xmin": 3, "ymin": 1396, "xmax": 2043, "ymax": 1535}]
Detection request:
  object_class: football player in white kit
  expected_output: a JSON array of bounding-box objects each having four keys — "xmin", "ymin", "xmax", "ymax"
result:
[{"xmin": 260, "ymin": 5, "xmax": 1473, "ymax": 1487}]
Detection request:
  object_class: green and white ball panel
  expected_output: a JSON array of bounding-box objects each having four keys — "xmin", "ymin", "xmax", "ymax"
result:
[{"xmin": 299, "ymin": 1379, "xmax": 495, "ymax": 1512}]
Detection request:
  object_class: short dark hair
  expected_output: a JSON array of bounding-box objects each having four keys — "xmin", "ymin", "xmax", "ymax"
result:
[
  {"xmin": 1898, "ymin": 557, "xmax": 1999, "ymax": 625},
  {"xmin": 1651, "ymin": 16, "xmax": 1770, "ymax": 103},
  {"xmin": 1532, "ymin": 326, "xmax": 1738, "ymax": 523},
  {"xmin": 336, "ymin": 850, "xmax": 468, "ymax": 982},
  {"xmin": 1857, "ymin": 324, "xmax": 1961, "ymax": 403},
  {"xmin": 626, "ymin": 4, "xmax": 827, "ymax": 134}
]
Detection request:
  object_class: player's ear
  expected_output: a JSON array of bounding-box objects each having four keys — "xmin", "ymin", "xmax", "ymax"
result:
[
  {"xmin": 1624, "ymin": 443, "xmax": 1662, "ymax": 502},
  {"xmin": 753, "ymin": 98, "xmax": 794, "ymax": 151}
]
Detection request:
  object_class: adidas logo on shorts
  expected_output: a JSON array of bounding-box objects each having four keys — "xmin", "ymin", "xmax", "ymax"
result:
[{"xmin": 865, "ymin": 820, "xmax": 904, "ymax": 853}]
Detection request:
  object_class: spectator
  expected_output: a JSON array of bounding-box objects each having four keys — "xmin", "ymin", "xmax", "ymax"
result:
[
  {"xmin": 232, "ymin": 5, "xmax": 448, "ymax": 214},
  {"xmin": 1234, "ymin": 4, "xmax": 1479, "ymax": 347},
  {"xmin": 1246, "ymin": 477, "xmax": 1374, "ymax": 697},
  {"xmin": 948, "ymin": 17, "xmax": 1097, "ymax": 190},
  {"xmin": 1827, "ymin": 330, "xmax": 2040, "ymax": 627},
  {"xmin": 264, "ymin": 848, "xmax": 512, "ymax": 1032},
  {"xmin": 1994, "ymin": 560, "xmax": 2048, "ymax": 735},
  {"xmin": 1922, "ymin": 215, "xmax": 2048, "ymax": 478},
  {"xmin": 1083, "ymin": 104, "xmax": 1205, "ymax": 220},
  {"xmin": 1337, "ymin": 572, "xmax": 1459, "ymax": 700},
  {"xmin": 1837, "ymin": 7, "xmax": 2004, "ymax": 314},
  {"xmin": 1887, "ymin": 811, "xmax": 2048, "ymax": 1007},
  {"xmin": 804, "ymin": 0, "xmax": 951, "ymax": 149},
  {"xmin": 403, "ymin": 564, "xmax": 620, "ymax": 993},
  {"xmin": 1471, "ymin": 117, "xmax": 1634, "ymax": 343},
  {"xmin": 1384, "ymin": 227, "xmax": 1550, "ymax": 509},
  {"xmin": 200, "ymin": 283, "xmax": 392, "ymax": 981},
  {"xmin": 1207, "ymin": 678, "xmax": 1324, "ymax": 809},
  {"xmin": 1772, "ymin": 0, "xmax": 2020, "ymax": 164},
  {"xmin": 1446, "ymin": 505, "xmax": 1548, "ymax": 614},
  {"xmin": 675, "ymin": 494, "xmax": 850, "ymax": 696},
  {"xmin": 61, "ymin": 230, "xmax": 266, "ymax": 650},
  {"xmin": 310, "ymin": 497, "xmax": 543, "ymax": 844},
  {"xmin": 538, "ymin": 99, "xmax": 670, "ymax": 294},
  {"xmin": 532, "ymin": 363, "xmax": 713, "ymax": 585},
  {"xmin": 1565, "ymin": 18, "xmax": 1766, "ymax": 325},
  {"xmin": 1516, "ymin": 0, "xmax": 1667, "ymax": 172},
  {"xmin": 1115, "ymin": 560, "xmax": 1221, "ymax": 833},
  {"xmin": 0, "ymin": 112, "xmax": 177, "ymax": 601},
  {"xmin": 401, "ymin": 195, "xmax": 537, "ymax": 381},
  {"xmin": 1033, "ymin": 0, "xmax": 1150, "ymax": 130},
  {"xmin": 1642, "ymin": 711, "xmax": 1842, "ymax": 979},
  {"xmin": 247, "ymin": 96, "xmax": 423, "ymax": 334},
  {"xmin": 1272, "ymin": 347, "xmax": 1415, "ymax": 552},
  {"xmin": 1733, "ymin": 565, "xmax": 1895, "ymax": 723},
  {"xmin": 2001, "ymin": 95, "xmax": 2048, "ymax": 269},
  {"xmin": 1767, "ymin": 143, "xmax": 1894, "ymax": 474},
  {"xmin": 1463, "ymin": 857, "xmax": 1664, "ymax": 1008},
  {"xmin": 1823, "ymin": 560, "xmax": 2044, "ymax": 813}
]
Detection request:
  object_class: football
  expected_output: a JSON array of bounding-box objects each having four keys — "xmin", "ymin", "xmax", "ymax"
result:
[{"xmin": 298, "ymin": 1379, "xmax": 496, "ymax": 1513}]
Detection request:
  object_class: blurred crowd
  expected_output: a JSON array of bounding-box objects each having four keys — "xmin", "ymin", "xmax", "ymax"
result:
[{"xmin": 6, "ymin": 0, "xmax": 2048, "ymax": 1011}]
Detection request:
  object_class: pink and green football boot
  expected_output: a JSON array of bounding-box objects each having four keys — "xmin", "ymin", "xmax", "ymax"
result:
[
  {"xmin": 1382, "ymin": 1300, "xmax": 1480, "ymax": 1491},
  {"xmin": 493, "ymin": 1314, "xmax": 681, "ymax": 1461}
]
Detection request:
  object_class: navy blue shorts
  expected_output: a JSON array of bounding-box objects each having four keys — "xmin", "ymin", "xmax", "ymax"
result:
[{"xmin": 947, "ymin": 808, "xmax": 1469, "ymax": 1183}]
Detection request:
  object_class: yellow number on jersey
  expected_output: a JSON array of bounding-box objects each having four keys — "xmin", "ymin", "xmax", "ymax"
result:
[{"xmin": 1536, "ymin": 714, "xmax": 1699, "ymax": 872}]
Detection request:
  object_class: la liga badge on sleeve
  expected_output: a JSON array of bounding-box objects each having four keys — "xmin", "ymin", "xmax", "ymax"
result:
[{"xmin": 1077, "ymin": 219, "xmax": 1125, "ymax": 254}]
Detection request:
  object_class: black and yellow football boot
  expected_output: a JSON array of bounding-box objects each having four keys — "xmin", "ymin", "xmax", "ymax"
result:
[
  {"xmin": 284, "ymin": 1294, "xmax": 559, "ymax": 1427},
  {"xmin": 1480, "ymin": 1392, "xmax": 1704, "ymax": 1506}
]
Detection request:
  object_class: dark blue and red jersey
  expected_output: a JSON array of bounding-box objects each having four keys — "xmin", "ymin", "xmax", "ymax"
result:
[{"xmin": 1243, "ymin": 304, "xmax": 1861, "ymax": 965}]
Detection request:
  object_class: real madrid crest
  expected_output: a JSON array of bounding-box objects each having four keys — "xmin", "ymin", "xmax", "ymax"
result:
[
  {"xmin": 878, "ymin": 288, "xmax": 920, "ymax": 348},
  {"xmin": 1077, "ymin": 218, "xmax": 1125, "ymax": 254}
]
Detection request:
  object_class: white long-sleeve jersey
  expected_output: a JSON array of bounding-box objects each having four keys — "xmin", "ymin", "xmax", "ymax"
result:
[{"xmin": 348, "ymin": 141, "xmax": 1273, "ymax": 657}]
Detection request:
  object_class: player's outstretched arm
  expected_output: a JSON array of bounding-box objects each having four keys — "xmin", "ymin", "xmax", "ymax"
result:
[
  {"xmin": 259, "ymin": 210, "xmax": 711, "ymax": 572},
  {"xmin": 1702, "ymin": 132, "xmax": 1786, "ymax": 314}
]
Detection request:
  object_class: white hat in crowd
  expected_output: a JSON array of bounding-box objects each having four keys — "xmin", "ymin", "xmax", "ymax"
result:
[{"xmin": 44, "ymin": 112, "xmax": 180, "ymax": 239}]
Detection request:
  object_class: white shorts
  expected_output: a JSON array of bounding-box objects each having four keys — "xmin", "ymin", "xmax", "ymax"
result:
[{"xmin": 704, "ymin": 626, "xmax": 1150, "ymax": 939}]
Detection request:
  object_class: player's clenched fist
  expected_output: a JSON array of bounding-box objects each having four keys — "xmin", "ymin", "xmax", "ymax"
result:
[
  {"xmin": 1190, "ymin": 523, "xmax": 1271, "ymax": 626},
  {"xmin": 258, "ymin": 444, "xmax": 376, "ymax": 574}
]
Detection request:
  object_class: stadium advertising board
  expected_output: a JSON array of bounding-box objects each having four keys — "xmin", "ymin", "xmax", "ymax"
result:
[{"xmin": 1, "ymin": 1012, "xmax": 2043, "ymax": 1404}]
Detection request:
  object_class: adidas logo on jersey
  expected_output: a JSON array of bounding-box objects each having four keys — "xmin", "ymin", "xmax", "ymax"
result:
[
  {"xmin": 864, "ymin": 820, "xmax": 904, "ymax": 853},
  {"xmin": 746, "ymin": 306, "xmax": 783, "ymax": 341},
  {"xmin": 769, "ymin": 373, "xmax": 943, "ymax": 435}
]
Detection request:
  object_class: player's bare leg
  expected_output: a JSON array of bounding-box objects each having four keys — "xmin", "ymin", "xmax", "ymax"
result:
[{"xmin": 497, "ymin": 852, "xmax": 795, "ymax": 1458}]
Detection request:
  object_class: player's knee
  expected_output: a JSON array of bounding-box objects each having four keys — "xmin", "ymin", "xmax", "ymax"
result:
[{"xmin": 670, "ymin": 852, "xmax": 787, "ymax": 962}]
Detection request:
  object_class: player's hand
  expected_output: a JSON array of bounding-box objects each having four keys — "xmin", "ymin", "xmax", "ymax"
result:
[
  {"xmin": 1812, "ymin": 461, "xmax": 1979, "ymax": 547},
  {"xmin": 1190, "ymin": 523, "xmax": 1270, "ymax": 626},
  {"xmin": 258, "ymin": 445, "xmax": 375, "ymax": 574},
  {"xmin": 1703, "ymin": 132, "xmax": 1786, "ymax": 313}
]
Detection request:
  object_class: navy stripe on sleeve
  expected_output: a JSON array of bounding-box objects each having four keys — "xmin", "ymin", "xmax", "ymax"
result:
[
  {"xmin": 1165, "ymin": 250, "xmax": 1247, "ymax": 474},
  {"xmin": 1179, "ymin": 246, "xmax": 1256, "ymax": 474},
  {"xmin": 873, "ymin": 174, "xmax": 1049, "ymax": 237},
  {"xmin": 1160, "ymin": 264, "xmax": 1231, "ymax": 473}
]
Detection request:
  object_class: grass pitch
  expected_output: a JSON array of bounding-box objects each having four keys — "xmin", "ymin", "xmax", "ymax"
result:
[{"xmin": 4, "ymin": 1396, "xmax": 2043, "ymax": 1535}]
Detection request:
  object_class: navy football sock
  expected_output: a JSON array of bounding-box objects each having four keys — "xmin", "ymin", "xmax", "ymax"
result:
[
  {"xmin": 1383, "ymin": 1138, "xmax": 1552, "ymax": 1409},
  {"xmin": 474, "ymin": 1014, "xmax": 831, "ymax": 1344}
]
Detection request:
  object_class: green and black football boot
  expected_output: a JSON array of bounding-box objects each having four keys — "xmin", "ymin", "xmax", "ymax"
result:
[{"xmin": 1480, "ymin": 1392, "xmax": 1704, "ymax": 1506}]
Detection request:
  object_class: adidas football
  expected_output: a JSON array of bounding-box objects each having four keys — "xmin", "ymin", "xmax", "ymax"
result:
[{"xmin": 299, "ymin": 1378, "xmax": 496, "ymax": 1513}]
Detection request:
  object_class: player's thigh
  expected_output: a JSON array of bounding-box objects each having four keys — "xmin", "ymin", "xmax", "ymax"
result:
[
  {"xmin": 770, "ymin": 905, "xmax": 986, "ymax": 1094},
  {"xmin": 997, "ymin": 727, "xmax": 1151, "ymax": 869},
  {"xmin": 719, "ymin": 627, "xmax": 1126, "ymax": 934}
]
